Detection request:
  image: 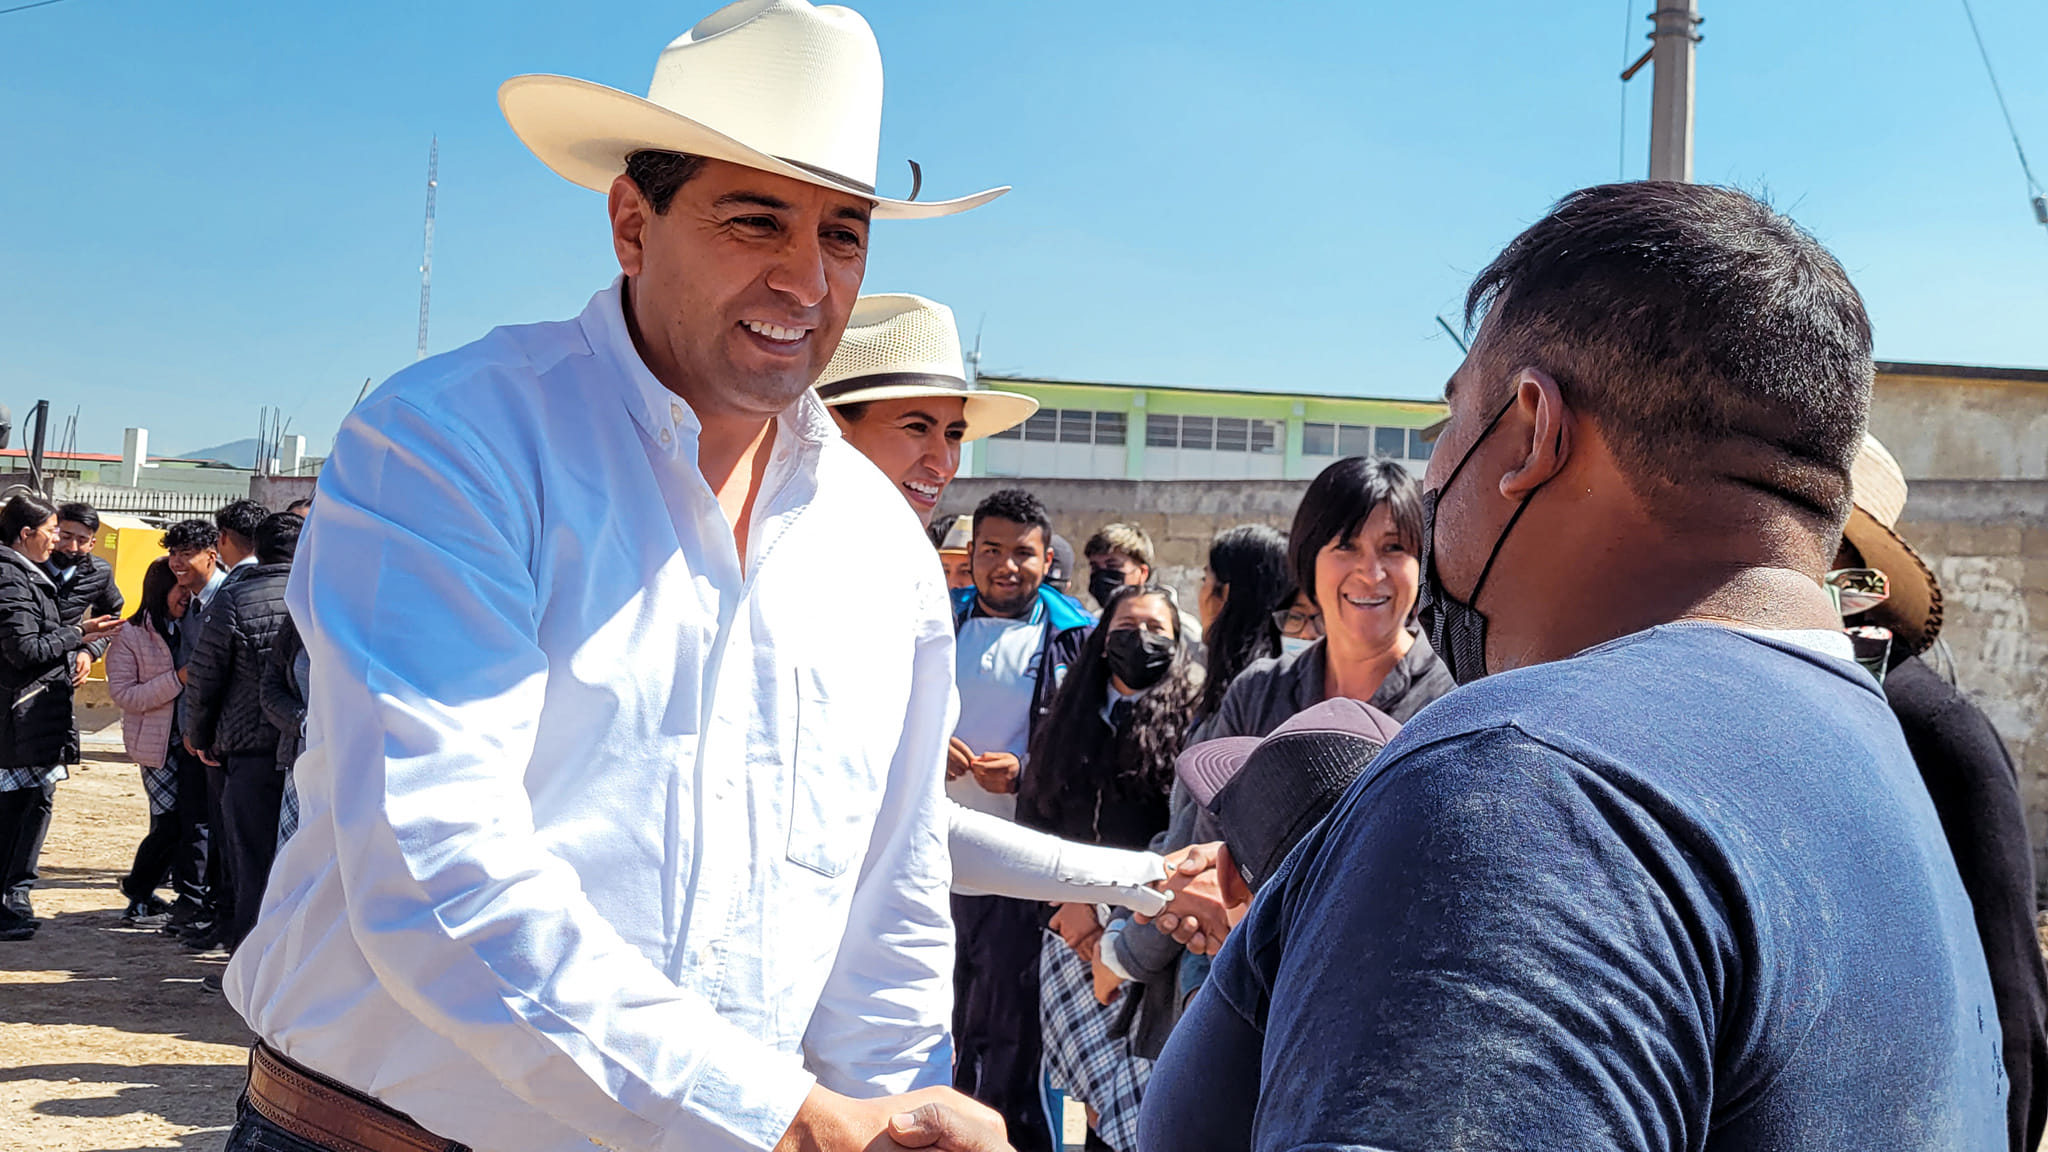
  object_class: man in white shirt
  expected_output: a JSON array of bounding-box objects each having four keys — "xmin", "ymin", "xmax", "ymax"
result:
[{"xmin": 221, "ymin": 3, "xmax": 1012, "ymax": 1151}]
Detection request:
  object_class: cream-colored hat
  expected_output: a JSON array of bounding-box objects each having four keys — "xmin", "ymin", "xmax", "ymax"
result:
[
  {"xmin": 499, "ymin": 0, "xmax": 1006, "ymax": 220},
  {"xmin": 814, "ymin": 294, "xmax": 1038, "ymax": 440},
  {"xmin": 1844, "ymin": 432, "xmax": 1942, "ymax": 657}
]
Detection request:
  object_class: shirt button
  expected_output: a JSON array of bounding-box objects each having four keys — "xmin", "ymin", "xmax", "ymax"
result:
[
  {"xmin": 670, "ymin": 403, "xmax": 684, "ymax": 423},
  {"xmin": 659, "ymin": 428, "xmax": 672, "ymax": 445}
]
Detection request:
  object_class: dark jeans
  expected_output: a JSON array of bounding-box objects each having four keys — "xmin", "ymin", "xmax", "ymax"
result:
[
  {"xmin": 953, "ymin": 893, "xmax": 1053, "ymax": 1152},
  {"xmin": 223, "ymin": 1099, "xmax": 343, "ymax": 1152},
  {"xmin": 0, "ymin": 780, "xmax": 57, "ymax": 921},
  {"xmin": 206, "ymin": 760, "xmax": 234, "ymax": 928},
  {"xmin": 220, "ymin": 754, "xmax": 283, "ymax": 951},
  {"xmin": 167, "ymin": 744, "xmax": 211, "ymax": 905},
  {"xmin": 121, "ymin": 807, "xmax": 181, "ymax": 902}
]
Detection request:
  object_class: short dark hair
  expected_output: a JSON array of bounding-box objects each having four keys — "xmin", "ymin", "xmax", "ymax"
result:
[
  {"xmin": 132, "ymin": 557, "xmax": 177, "ymax": 625},
  {"xmin": 626, "ymin": 150, "xmax": 709, "ymax": 215},
  {"xmin": 56, "ymin": 501, "xmax": 99, "ymax": 532},
  {"xmin": 254, "ymin": 512, "xmax": 302, "ymax": 565},
  {"xmin": 0, "ymin": 492, "xmax": 57, "ymax": 549},
  {"xmin": 285, "ymin": 497, "xmax": 313, "ymax": 516},
  {"xmin": 972, "ymin": 488, "xmax": 1053, "ymax": 548},
  {"xmin": 832, "ymin": 401, "xmax": 871, "ymax": 423},
  {"xmin": 1464, "ymin": 182, "xmax": 1872, "ymax": 527},
  {"xmin": 1288, "ymin": 456, "xmax": 1423, "ymax": 609},
  {"xmin": 214, "ymin": 499, "xmax": 270, "ymax": 546},
  {"xmin": 160, "ymin": 519, "xmax": 220, "ymax": 554}
]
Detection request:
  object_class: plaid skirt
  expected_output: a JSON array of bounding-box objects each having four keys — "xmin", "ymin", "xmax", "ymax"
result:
[
  {"xmin": 140, "ymin": 763, "xmax": 177, "ymax": 816},
  {"xmin": 1039, "ymin": 932, "xmax": 1151, "ymax": 1151}
]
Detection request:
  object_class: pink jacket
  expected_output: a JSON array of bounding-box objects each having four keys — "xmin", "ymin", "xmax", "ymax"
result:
[{"xmin": 104, "ymin": 615, "xmax": 182, "ymax": 769}]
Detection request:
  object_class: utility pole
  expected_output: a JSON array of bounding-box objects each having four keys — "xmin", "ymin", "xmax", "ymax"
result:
[
  {"xmin": 417, "ymin": 135, "xmax": 438, "ymax": 361},
  {"xmin": 1647, "ymin": 0, "xmax": 1702, "ymax": 182}
]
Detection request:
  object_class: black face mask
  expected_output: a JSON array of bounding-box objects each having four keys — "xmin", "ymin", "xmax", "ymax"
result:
[
  {"xmin": 1104, "ymin": 628, "xmax": 1176, "ymax": 692},
  {"xmin": 46, "ymin": 549, "xmax": 84, "ymax": 571},
  {"xmin": 1089, "ymin": 568, "xmax": 1128, "ymax": 612},
  {"xmin": 1416, "ymin": 395, "xmax": 1544, "ymax": 685}
]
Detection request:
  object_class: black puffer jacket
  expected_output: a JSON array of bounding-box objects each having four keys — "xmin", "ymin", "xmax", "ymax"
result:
[
  {"xmin": 179, "ymin": 562, "xmax": 291, "ymax": 761},
  {"xmin": 0, "ymin": 546, "xmax": 86, "ymax": 768},
  {"xmin": 49, "ymin": 553, "xmax": 124, "ymax": 659},
  {"xmin": 260, "ymin": 614, "xmax": 307, "ymax": 772}
]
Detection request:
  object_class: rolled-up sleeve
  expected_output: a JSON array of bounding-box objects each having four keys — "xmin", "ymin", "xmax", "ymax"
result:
[
  {"xmin": 800, "ymin": 579, "xmax": 958, "ymax": 1097},
  {"xmin": 299, "ymin": 396, "xmax": 814, "ymax": 1152}
]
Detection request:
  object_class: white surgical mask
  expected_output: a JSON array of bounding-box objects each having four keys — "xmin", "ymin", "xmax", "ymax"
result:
[{"xmin": 1281, "ymin": 636, "xmax": 1316, "ymax": 658}]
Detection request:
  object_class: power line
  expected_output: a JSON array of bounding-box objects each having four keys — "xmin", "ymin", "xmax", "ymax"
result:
[
  {"xmin": 1957, "ymin": 0, "xmax": 2048, "ymax": 237},
  {"xmin": 0, "ymin": 0, "xmax": 82, "ymax": 15}
]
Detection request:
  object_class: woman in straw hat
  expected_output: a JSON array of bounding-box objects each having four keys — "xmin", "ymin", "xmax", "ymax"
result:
[
  {"xmin": 1838, "ymin": 434, "xmax": 2048, "ymax": 1152},
  {"xmin": 219, "ymin": 3, "xmax": 1015, "ymax": 1151}
]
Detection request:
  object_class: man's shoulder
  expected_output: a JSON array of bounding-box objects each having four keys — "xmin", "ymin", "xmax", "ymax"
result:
[{"xmin": 348, "ymin": 312, "xmax": 599, "ymax": 455}]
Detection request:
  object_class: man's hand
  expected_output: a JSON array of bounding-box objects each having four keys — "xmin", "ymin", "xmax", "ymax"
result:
[
  {"xmin": 946, "ymin": 738, "xmax": 974, "ymax": 781},
  {"xmin": 1089, "ymin": 949, "xmax": 1123, "ymax": 1005},
  {"xmin": 775, "ymin": 1084, "xmax": 1008, "ymax": 1152},
  {"xmin": 79, "ymin": 614, "xmax": 123, "ymax": 640},
  {"xmin": 183, "ymin": 735, "xmax": 219, "ymax": 768},
  {"xmin": 887, "ymin": 1099, "xmax": 1013, "ymax": 1151},
  {"xmin": 69, "ymin": 651, "xmax": 91, "ymax": 687},
  {"xmin": 1048, "ymin": 902, "xmax": 1101, "ymax": 960},
  {"xmin": 1132, "ymin": 841, "xmax": 1237, "ymax": 955},
  {"xmin": 968, "ymin": 752, "xmax": 1019, "ymax": 795}
]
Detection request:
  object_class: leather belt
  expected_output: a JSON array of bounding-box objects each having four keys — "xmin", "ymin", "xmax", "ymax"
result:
[{"xmin": 245, "ymin": 1043, "xmax": 468, "ymax": 1152}]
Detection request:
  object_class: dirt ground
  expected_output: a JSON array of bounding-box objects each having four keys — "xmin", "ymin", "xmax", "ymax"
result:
[{"xmin": 0, "ymin": 752, "xmax": 251, "ymax": 1152}]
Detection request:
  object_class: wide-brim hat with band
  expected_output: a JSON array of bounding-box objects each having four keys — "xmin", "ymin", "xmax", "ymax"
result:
[
  {"xmin": 813, "ymin": 293, "xmax": 1038, "ymax": 440},
  {"xmin": 499, "ymin": 0, "xmax": 1007, "ymax": 220},
  {"xmin": 1844, "ymin": 432, "xmax": 1942, "ymax": 658},
  {"xmin": 1175, "ymin": 698, "xmax": 1403, "ymax": 894}
]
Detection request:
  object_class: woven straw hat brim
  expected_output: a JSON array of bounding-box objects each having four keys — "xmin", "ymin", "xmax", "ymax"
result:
[
  {"xmin": 820, "ymin": 382, "xmax": 1038, "ymax": 442},
  {"xmin": 499, "ymin": 75, "xmax": 1008, "ymax": 220},
  {"xmin": 1843, "ymin": 505, "xmax": 1944, "ymax": 657}
]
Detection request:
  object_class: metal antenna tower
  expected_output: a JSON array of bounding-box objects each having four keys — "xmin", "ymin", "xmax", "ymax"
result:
[{"xmin": 416, "ymin": 135, "xmax": 438, "ymax": 360}]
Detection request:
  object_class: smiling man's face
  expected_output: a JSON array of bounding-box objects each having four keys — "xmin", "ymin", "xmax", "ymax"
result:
[{"xmin": 610, "ymin": 157, "xmax": 872, "ymax": 420}]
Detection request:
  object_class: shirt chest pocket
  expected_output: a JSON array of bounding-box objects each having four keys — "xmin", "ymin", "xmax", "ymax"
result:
[{"xmin": 786, "ymin": 669, "xmax": 890, "ymax": 878}]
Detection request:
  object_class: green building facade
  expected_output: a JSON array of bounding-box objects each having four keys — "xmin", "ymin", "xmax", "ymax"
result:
[{"xmin": 965, "ymin": 375, "xmax": 1448, "ymax": 482}]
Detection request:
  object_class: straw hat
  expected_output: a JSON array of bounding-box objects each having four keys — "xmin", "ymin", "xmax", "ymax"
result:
[
  {"xmin": 1843, "ymin": 433, "xmax": 1942, "ymax": 657},
  {"xmin": 814, "ymin": 294, "xmax": 1037, "ymax": 440},
  {"xmin": 499, "ymin": 0, "xmax": 1006, "ymax": 219}
]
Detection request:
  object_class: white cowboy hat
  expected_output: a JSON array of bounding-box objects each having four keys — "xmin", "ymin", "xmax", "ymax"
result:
[
  {"xmin": 814, "ymin": 294, "xmax": 1038, "ymax": 440},
  {"xmin": 499, "ymin": 0, "xmax": 1006, "ymax": 220},
  {"xmin": 1843, "ymin": 432, "xmax": 1942, "ymax": 658}
]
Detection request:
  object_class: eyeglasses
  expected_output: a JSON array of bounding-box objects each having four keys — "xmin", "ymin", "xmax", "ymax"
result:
[{"xmin": 1271, "ymin": 607, "xmax": 1324, "ymax": 639}]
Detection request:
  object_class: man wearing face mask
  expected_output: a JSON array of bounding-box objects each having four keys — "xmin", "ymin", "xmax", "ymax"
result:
[
  {"xmin": 1085, "ymin": 524, "xmax": 1199, "ymax": 640},
  {"xmin": 44, "ymin": 503, "xmax": 124, "ymax": 688},
  {"xmin": 1142, "ymin": 183, "xmax": 2004, "ymax": 1150}
]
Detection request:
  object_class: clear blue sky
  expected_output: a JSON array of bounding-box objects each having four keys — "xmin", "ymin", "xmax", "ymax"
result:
[{"xmin": 4, "ymin": 0, "xmax": 2044, "ymax": 458}]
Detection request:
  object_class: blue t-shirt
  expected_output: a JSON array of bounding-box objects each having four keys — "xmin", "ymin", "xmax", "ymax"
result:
[{"xmin": 1142, "ymin": 624, "xmax": 2004, "ymax": 1151}]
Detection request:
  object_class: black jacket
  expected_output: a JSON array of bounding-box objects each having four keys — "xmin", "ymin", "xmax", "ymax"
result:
[
  {"xmin": 0, "ymin": 546, "xmax": 86, "ymax": 768},
  {"xmin": 1886, "ymin": 656, "xmax": 2048, "ymax": 1152},
  {"xmin": 179, "ymin": 562, "xmax": 292, "ymax": 761},
  {"xmin": 260, "ymin": 614, "xmax": 307, "ymax": 772},
  {"xmin": 47, "ymin": 553, "xmax": 123, "ymax": 660}
]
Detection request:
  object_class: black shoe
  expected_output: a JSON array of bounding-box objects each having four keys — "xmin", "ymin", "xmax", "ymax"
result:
[
  {"xmin": 199, "ymin": 973, "xmax": 222, "ymax": 994},
  {"xmin": 122, "ymin": 899, "xmax": 172, "ymax": 928},
  {"xmin": 0, "ymin": 921, "xmax": 35, "ymax": 942},
  {"xmin": 182, "ymin": 928, "xmax": 226, "ymax": 952},
  {"xmin": 164, "ymin": 899, "xmax": 206, "ymax": 928}
]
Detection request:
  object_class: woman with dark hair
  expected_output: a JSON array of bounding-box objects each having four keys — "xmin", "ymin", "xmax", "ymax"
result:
[
  {"xmin": 1192, "ymin": 525, "xmax": 1288, "ymax": 726},
  {"xmin": 1197, "ymin": 456, "xmax": 1452, "ymax": 742},
  {"xmin": 105, "ymin": 557, "xmax": 192, "ymax": 924},
  {"xmin": 1019, "ymin": 584, "xmax": 1202, "ymax": 1152},
  {"xmin": 0, "ymin": 492, "xmax": 124, "ymax": 940}
]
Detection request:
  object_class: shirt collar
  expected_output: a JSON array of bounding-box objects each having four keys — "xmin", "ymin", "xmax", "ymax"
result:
[
  {"xmin": 576, "ymin": 276, "xmax": 842, "ymax": 466},
  {"xmin": 196, "ymin": 565, "xmax": 226, "ymax": 606}
]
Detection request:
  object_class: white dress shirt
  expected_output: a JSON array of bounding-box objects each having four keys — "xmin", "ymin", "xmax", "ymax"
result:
[{"xmin": 225, "ymin": 279, "xmax": 959, "ymax": 1152}]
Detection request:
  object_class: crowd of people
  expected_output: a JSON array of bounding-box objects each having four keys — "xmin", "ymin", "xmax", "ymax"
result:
[
  {"xmin": 4, "ymin": 4, "xmax": 2024, "ymax": 1151},
  {"xmin": 0, "ymin": 493, "xmax": 312, "ymax": 997}
]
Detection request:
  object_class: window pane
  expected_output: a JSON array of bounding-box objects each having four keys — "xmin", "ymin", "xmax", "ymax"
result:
[
  {"xmin": 1059, "ymin": 410, "xmax": 1093, "ymax": 443},
  {"xmin": 1250, "ymin": 420, "xmax": 1280, "ymax": 453},
  {"xmin": 1337, "ymin": 424, "xmax": 1373, "ymax": 457},
  {"xmin": 990, "ymin": 421, "xmax": 1022, "ymax": 441},
  {"xmin": 1375, "ymin": 426, "xmax": 1406, "ymax": 458},
  {"xmin": 1095, "ymin": 411, "xmax": 1127, "ymax": 445},
  {"xmin": 1215, "ymin": 417, "xmax": 1249, "ymax": 452},
  {"xmin": 1302, "ymin": 422, "xmax": 1335, "ymax": 456},
  {"xmin": 1408, "ymin": 427, "xmax": 1435, "ymax": 460},
  {"xmin": 1025, "ymin": 411, "xmax": 1058, "ymax": 443},
  {"xmin": 1146, "ymin": 413, "xmax": 1179, "ymax": 448},
  {"xmin": 1180, "ymin": 415, "xmax": 1214, "ymax": 451}
]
